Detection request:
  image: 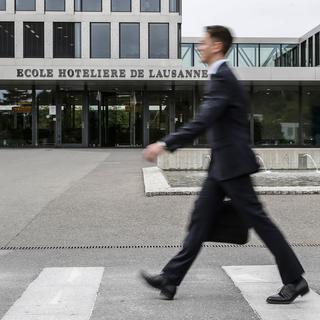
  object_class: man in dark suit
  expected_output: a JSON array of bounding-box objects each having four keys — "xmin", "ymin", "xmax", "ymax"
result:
[{"xmin": 141, "ymin": 25, "xmax": 308, "ymax": 304}]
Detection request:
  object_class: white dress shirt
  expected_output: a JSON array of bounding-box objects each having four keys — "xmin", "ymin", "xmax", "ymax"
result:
[{"xmin": 208, "ymin": 59, "xmax": 228, "ymax": 75}]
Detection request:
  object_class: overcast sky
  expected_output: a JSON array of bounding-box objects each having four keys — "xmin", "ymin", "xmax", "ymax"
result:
[{"xmin": 182, "ymin": 0, "xmax": 320, "ymax": 38}]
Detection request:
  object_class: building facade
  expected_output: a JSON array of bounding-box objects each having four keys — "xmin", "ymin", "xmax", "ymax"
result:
[{"xmin": 0, "ymin": 0, "xmax": 320, "ymax": 148}]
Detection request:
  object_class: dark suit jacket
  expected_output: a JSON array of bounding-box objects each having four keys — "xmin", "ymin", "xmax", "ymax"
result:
[{"xmin": 162, "ymin": 62, "xmax": 259, "ymax": 181}]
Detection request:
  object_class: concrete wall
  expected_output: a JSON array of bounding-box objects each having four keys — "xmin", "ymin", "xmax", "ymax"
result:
[{"xmin": 157, "ymin": 148, "xmax": 320, "ymax": 170}]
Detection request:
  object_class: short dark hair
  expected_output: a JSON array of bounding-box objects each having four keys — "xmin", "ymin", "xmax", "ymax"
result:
[{"xmin": 206, "ymin": 25, "xmax": 233, "ymax": 55}]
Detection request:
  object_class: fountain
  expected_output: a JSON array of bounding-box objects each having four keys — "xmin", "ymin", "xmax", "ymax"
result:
[
  {"xmin": 256, "ymin": 155, "xmax": 271, "ymax": 173},
  {"xmin": 302, "ymin": 154, "xmax": 320, "ymax": 173}
]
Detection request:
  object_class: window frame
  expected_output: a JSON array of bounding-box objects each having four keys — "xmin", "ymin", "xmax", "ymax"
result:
[
  {"xmin": 90, "ymin": 22, "xmax": 111, "ymax": 59},
  {"xmin": 23, "ymin": 22, "xmax": 45, "ymax": 58},
  {"xmin": 45, "ymin": 0, "xmax": 65, "ymax": 12},
  {"xmin": 111, "ymin": 0, "xmax": 131, "ymax": 12},
  {"xmin": 148, "ymin": 23, "xmax": 169, "ymax": 59},
  {"xmin": 140, "ymin": 0, "xmax": 160, "ymax": 12},
  {"xmin": 15, "ymin": 0, "xmax": 36, "ymax": 11},
  {"xmin": 119, "ymin": 22, "xmax": 140, "ymax": 59}
]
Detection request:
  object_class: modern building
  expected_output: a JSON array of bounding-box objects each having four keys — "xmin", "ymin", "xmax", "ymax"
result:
[{"xmin": 0, "ymin": 0, "xmax": 320, "ymax": 148}]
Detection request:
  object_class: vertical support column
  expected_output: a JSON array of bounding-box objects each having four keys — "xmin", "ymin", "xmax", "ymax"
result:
[
  {"xmin": 250, "ymin": 83, "xmax": 255, "ymax": 146},
  {"xmin": 298, "ymin": 84, "xmax": 303, "ymax": 146},
  {"xmin": 45, "ymin": 21, "xmax": 53, "ymax": 58},
  {"xmin": 36, "ymin": 0, "xmax": 44, "ymax": 13},
  {"xmin": 65, "ymin": 0, "xmax": 74, "ymax": 13},
  {"xmin": 140, "ymin": 22, "xmax": 148, "ymax": 60},
  {"xmin": 169, "ymin": 83, "xmax": 175, "ymax": 134},
  {"xmin": 143, "ymin": 87, "xmax": 149, "ymax": 147},
  {"xmin": 15, "ymin": 21, "xmax": 23, "ymax": 58},
  {"xmin": 83, "ymin": 85, "xmax": 89, "ymax": 147},
  {"xmin": 32, "ymin": 85, "xmax": 38, "ymax": 147},
  {"xmin": 111, "ymin": 22, "xmax": 119, "ymax": 59},
  {"xmin": 55, "ymin": 85, "xmax": 62, "ymax": 146},
  {"xmin": 82, "ymin": 21, "xmax": 90, "ymax": 59}
]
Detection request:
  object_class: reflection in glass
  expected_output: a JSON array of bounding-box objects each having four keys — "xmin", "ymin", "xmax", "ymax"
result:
[
  {"xmin": 53, "ymin": 22, "xmax": 81, "ymax": 58},
  {"xmin": 194, "ymin": 44, "xmax": 206, "ymax": 67},
  {"xmin": 61, "ymin": 92, "xmax": 83, "ymax": 144},
  {"xmin": 141, "ymin": 0, "xmax": 160, "ymax": 12},
  {"xmin": 175, "ymin": 90, "xmax": 193, "ymax": 130},
  {"xmin": 169, "ymin": 0, "xmax": 179, "ymax": 12},
  {"xmin": 181, "ymin": 43, "xmax": 193, "ymax": 67},
  {"xmin": 75, "ymin": 0, "xmax": 101, "ymax": 12},
  {"xmin": 226, "ymin": 44, "xmax": 237, "ymax": 67},
  {"xmin": 0, "ymin": 22, "xmax": 14, "ymax": 58},
  {"xmin": 302, "ymin": 88, "xmax": 320, "ymax": 145},
  {"xmin": 36, "ymin": 90, "xmax": 56, "ymax": 146},
  {"xmin": 308, "ymin": 37, "xmax": 313, "ymax": 66},
  {"xmin": 0, "ymin": 0, "xmax": 5, "ymax": 10},
  {"xmin": 253, "ymin": 87, "xmax": 299, "ymax": 145},
  {"xmin": 301, "ymin": 41, "xmax": 307, "ymax": 67},
  {"xmin": 148, "ymin": 93, "xmax": 169, "ymax": 143},
  {"xmin": 120, "ymin": 23, "xmax": 140, "ymax": 58},
  {"xmin": 149, "ymin": 23, "xmax": 169, "ymax": 59},
  {"xmin": 260, "ymin": 44, "xmax": 281, "ymax": 67},
  {"xmin": 111, "ymin": 0, "xmax": 131, "ymax": 12},
  {"xmin": 24, "ymin": 22, "xmax": 44, "ymax": 58},
  {"xmin": 90, "ymin": 23, "xmax": 110, "ymax": 58},
  {"xmin": 315, "ymin": 33, "xmax": 320, "ymax": 66},
  {"xmin": 0, "ymin": 88, "xmax": 32, "ymax": 147},
  {"xmin": 238, "ymin": 44, "xmax": 258, "ymax": 67},
  {"xmin": 15, "ymin": 0, "xmax": 35, "ymax": 10},
  {"xmin": 281, "ymin": 44, "xmax": 299, "ymax": 67},
  {"xmin": 45, "ymin": 0, "xmax": 65, "ymax": 11}
]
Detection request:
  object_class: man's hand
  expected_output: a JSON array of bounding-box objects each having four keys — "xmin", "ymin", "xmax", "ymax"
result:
[{"xmin": 143, "ymin": 142, "xmax": 166, "ymax": 162}]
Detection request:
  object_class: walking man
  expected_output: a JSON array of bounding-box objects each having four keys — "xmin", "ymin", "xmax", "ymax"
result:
[{"xmin": 141, "ymin": 25, "xmax": 308, "ymax": 304}]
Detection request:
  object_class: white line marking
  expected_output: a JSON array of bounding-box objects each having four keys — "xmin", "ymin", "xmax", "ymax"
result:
[
  {"xmin": 1, "ymin": 267, "xmax": 104, "ymax": 320},
  {"xmin": 223, "ymin": 265, "xmax": 320, "ymax": 320}
]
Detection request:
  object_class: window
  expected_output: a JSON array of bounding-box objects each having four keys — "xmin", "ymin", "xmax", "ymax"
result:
[
  {"xmin": 281, "ymin": 44, "xmax": 299, "ymax": 67},
  {"xmin": 149, "ymin": 23, "xmax": 169, "ymax": 59},
  {"xmin": 169, "ymin": 0, "xmax": 180, "ymax": 12},
  {"xmin": 0, "ymin": 0, "xmax": 5, "ymax": 11},
  {"xmin": 140, "ymin": 0, "xmax": 160, "ymax": 12},
  {"xmin": 53, "ymin": 22, "xmax": 81, "ymax": 58},
  {"xmin": 308, "ymin": 36, "xmax": 313, "ymax": 66},
  {"xmin": 111, "ymin": 0, "xmax": 131, "ymax": 12},
  {"xmin": 238, "ymin": 44, "xmax": 258, "ymax": 67},
  {"xmin": 226, "ymin": 44, "xmax": 237, "ymax": 67},
  {"xmin": 75, "ymin": 0, "xmax": 102, "ymax": 12},
  {"xmin": 24, "ymin": 22, "xmax": 44, "ymax": 58},
  {"xmin": 120, "ymin": 23, "xmax": 139, "ymax": 58},
  {"xmin": 315, "ymin": 33, "xmax": 320, "ymax": 66},
  {"xmin": 90, "ymin": 23, "xmax": 110, "ymax": 58},
  {"xmin": 259, "ymin": 44, "xmax": 281, "ymax": 67},
  {"xmin": 177, "ymin": 23, "xmax": 181, "ymax": 59},
  {"xmin": 15, "ymin": 0, "xmax": 35, "ymax": 11},
  {"xmin": 301, "ymin": 41, "xmax": 306, "ymax": 67},
  {"xmin": 0, "ymin": 22, "xmax": 14, "ymax": 58},
  {"xmin": 45, "ymin": 0, "xmax": 65, "ymax": 11},
  {"xmin": 181, "ymin": 43, "xmax": 193, "ymax": 67}
]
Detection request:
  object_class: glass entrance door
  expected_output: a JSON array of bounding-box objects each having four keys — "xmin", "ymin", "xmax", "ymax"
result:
[
  {"xmin": 61, "ymin": 92, "xmax": 83, "ymax": 145},
  {"xmin": 148, "ymin": 93, "xmax": 170, "ymax": 143},
  {"xmin": 99, "ymin": 92, "xmax": 142, "ymax": 147}
]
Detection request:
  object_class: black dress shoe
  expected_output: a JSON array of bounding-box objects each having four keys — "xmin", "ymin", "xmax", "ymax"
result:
[
  {"xmin": 267, "ymin": 278, "xmax": 309, "ymax": 304},
  {"xmin": 140, "ymin": 270, "xmax": 177, "ymax": 300}
]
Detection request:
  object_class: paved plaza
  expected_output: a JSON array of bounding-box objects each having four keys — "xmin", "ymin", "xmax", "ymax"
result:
[{"xmin": 0, "ymin": 149, "xmax": 320, "ymax": 319}]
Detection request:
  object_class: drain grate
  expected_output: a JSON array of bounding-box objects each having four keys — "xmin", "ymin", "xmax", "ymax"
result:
[{"xmin": 1, "ymin": 243, "xmax": 320, "ymax": 251}]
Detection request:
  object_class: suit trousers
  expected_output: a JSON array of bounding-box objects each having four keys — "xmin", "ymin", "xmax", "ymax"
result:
[{"xmin": 162, "ymin": 175, "xmax": 304, "ymax": 286}]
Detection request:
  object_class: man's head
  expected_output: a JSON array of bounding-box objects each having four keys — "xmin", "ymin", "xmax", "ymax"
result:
[{"xmin": 199, "ymin": 25, "xmax": 233, "ymax": 65}]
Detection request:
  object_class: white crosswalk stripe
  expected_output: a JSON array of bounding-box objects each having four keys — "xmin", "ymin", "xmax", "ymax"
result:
[
  {"xmin": 1, "ymin": 265, "xmax": 319, "ymax": 320},
  {"xmin": 223, "ymin": 265, "xmax": 320, "ymax": 320},
  {"xmin": 1, "ymin": 267, "xmax": 104, "ymax": 320}
]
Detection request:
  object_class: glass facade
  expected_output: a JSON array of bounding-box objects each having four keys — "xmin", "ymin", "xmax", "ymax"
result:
[
  {"xmin": 315, "ymin": 33, "xmax": 320, "ymax": 66},
  {"xmin": 90, "ymin": 23, "xmax": 111, "ymax": 58},
  {"xmin": 140, "ymin": 0, "xmax": 160, "ymax": 12},
  {"xmin": 238, "ymin": 44, "xmax": 259, "ymax": 67},
  {"xmin": 0, "ymin": 88, "xmax": 32, "ymax": 147},
  {"xmin": 301, "ymin": 41, "xmax": 307, "ymax": 67},
  {"xmin": 15, "ymin": 0, "xmax": 35, "ymax": 11},
  {"xmin": 226, "ymin": 44, "xmax": 237, "ymax": 67},
  {"xmin": 75, "ymin": 0, "xmax": 102, "ymax": 12},
  {"xmin": 169, "ymin": 0, "xmax": 180, "ymax": 13},
  {"xmin": 281, "ymin": 44, "xmax": 299, "ymax": 67},
  {"xmin": 53, "ymin": 22, "xmax": 81, "ymax": 58},
  {"xmin": 111, "ymin": 0, "xmax": 131, "ymax": 12},
  {"xmin": 252, "ymin": 86, "xmax": 299, "ymax": 145},
  {"xmin": 0, "ymin": 0, "xmax": 5, "ymax": 10},
  {"xmin": 45, "ymin": 0, "xmax": 65, "ymax": 11},
  {"xmin": 149, "ymin": 23, "xmax": 169, "ymax": 59},
  {"xmin": 120, "ymin": 23, "xmax": 140, "ymax": 58},
  {"xmin": 0, "ymin": 22, "xmax": 14, "ymax": 58},
  {"xmin": 24, "ymin": 22, "xmax": 44, "ymax": 58},
  {"xmin": 260, "ymin": 44, "xmax": 281, "ymax": 67}
]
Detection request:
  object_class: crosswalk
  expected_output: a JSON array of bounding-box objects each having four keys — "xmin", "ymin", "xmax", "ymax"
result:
[{"xmin": 1, "ymin": 266, "xmax": 318, "ymax": 320}]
